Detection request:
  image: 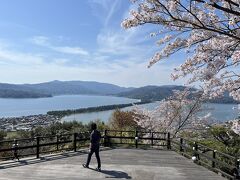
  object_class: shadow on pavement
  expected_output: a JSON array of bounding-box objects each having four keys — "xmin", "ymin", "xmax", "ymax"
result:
[
  {"xmin": 0, "ymin": 147, "xmax": 112, "ymax": 170},
  {"xmin": 87, "ymin": 167, "xmax": 132, "ymax": 179},
  {"xmin": 0, "ymin": 151, "xmax": 84, "ymax": 169},
  {"xmin": 101, "ymin": 169, "xmax": 132, "ymax": 179}
]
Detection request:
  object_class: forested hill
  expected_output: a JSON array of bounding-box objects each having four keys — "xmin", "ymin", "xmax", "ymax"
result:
[
  {"xmin": 0, "ymin": 81, "xmax": 133, "ymax": 98},
  {"xmin": 23, "ymin": 80, "xmax": 134, "ymax": 95},
  {"xmin": 117, "ymin": 85, "xmax": 239, "ymax": 104},
  {"xmin": 0, "ymin": 83, "xmax": 52, "ymax": 98},
  {"xmin": 117, "ymin": 85, "xmax": 188, "ymax": 101},
  {"xmin": 0, "ymin": 81, "xmax": 238, "ymax": 103}
]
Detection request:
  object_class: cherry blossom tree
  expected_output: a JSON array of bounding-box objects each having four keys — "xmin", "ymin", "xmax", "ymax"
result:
[
  {"xmin": 230, "ymin": 119, "xmax": 240, "ymax": 134},
  {"xmin": 230, "ymin": 104, "xmax": 240, "ymax": 134},
  {"xmin": 122, "ymin": 0, "xmax": 240, "ymax": 101},
  {"xmin": 132, "ymin": 88, "xmax": 212, "ymax": 136}
]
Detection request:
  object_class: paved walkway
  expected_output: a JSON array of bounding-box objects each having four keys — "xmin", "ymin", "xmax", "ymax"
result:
[{"xmin": 0, "ymin": 148, "xmax": 226, "ymax": 180}]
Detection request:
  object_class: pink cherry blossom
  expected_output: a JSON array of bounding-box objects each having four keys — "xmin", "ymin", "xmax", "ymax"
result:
[
  {"xmin": 122, "ymin": 0, "xmax": 240, "ymax": 101},
  {"xmin": 132, "ymin": 89, "xmax": 212, "ymax": 136}
]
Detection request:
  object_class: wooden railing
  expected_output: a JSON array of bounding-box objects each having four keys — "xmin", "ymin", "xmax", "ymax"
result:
[
  {"xmin": 103, "ymin": 130, "xmax": 170, "ymax": 149},
  {"xmin": 0, "ymin": 130, "xmax": 239, "ymax": 179},
  {"xmin": 171, "ymin": 137, "xmax": 240, "ymax": 180},
  {"xmin": 0, "ymin": 130, "xmax": 169, "ymax": 160},
  {"xmin": 0, "ymin": 132, "xmax": 91, "ymax": 160}
]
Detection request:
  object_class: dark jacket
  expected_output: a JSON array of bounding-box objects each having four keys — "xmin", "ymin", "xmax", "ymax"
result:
[{"xmin": 90, "ymin": 130, "xmax": 101, "ymax": 148}]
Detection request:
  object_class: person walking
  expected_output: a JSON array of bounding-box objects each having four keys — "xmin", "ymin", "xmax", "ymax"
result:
[{"xmin": 83, "ymin": 123, "xmax": 101, "ymax": 171}]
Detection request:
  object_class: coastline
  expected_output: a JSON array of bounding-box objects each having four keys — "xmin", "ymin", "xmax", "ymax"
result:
[
  {"xmin": 0, "ymin": 100, "xmax": 238, "ymax": 132},
  {"xmin": 47, "ymin": 101, "xmax": 151, "ymax": 117},
  {"xmin": 0, "ymin": 101, "xmax": 151, "ymax": 132}
]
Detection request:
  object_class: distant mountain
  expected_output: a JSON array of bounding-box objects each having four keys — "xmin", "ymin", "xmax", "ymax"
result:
[
  {"xmin": 0, "ymin": 83, "xmax": 52, "ymax": 98},
  {"xmin": 66, "ymin": 81, "xmax": 134, "ymax": 95},
  {"xmin": 0, "ymin": 81, "xmax": 238, "ymax": 103},
  {"xmin": 117, "ymin": 85, "xmax": 238, "ymax": 104},
  {"xmin": 23, "ymin": 81, "xmax": 96, "ymax": 95},
  {"xmin": 24, "ymin": 80, "xmax": 134, "ymax": 95},
  {"xmin": 117, "ymin": 85, "xmax": 188, "ymax": 101},
  {"xmin": 0, "ymin": 80, "xmax": 134, "ymax": 98}
]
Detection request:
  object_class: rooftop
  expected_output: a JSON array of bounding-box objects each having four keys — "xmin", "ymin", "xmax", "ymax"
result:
[{"xmin": 0, "ymin": 148, "xmax": 226, "ymax": 180}]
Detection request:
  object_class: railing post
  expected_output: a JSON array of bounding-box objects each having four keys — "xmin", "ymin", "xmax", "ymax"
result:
[
  {"xmin": 194, "ymin": 142, "xmax": 199, "ymax": 160},
  {"xmin": 36, "ymin": 137, "xmax": 40, "ymax": 159},
  {"xmin": 180, "ymin": 138, "xmax": 183, "ymax": 152},
  {"xmin": 120, "ymin": 131, "xmax": 122, "ymax": 144},
  {"xmin": 73, "ymin": 133, "xmax": 77, "ymax": 152},
  {"xmin": 212, "ymin": 150, "xmax": 216, "ymax": 168},
  {"xmin": 12, "ymin": 139, "xmax": 19, "ymax": 160},
  {"xmin": 135, "ymin": 130, "xmax": 138, "ymax": 148},
  {"xmin": 56, "ymin": 135, "xmax": 59, "ymax": 151},
  {"xmin": 167, "ymin": 132, "xmax": 171, "ymax": 150},
  {"xmin": 235, "ymin": 159, "xmax": 240, "ymax": 179},
  {"xmin": 104, "ymin": 130, "xmax": 108, "ymax": 147},
  {"xmin": 151, "ymin": 132, "xmax": 154, "ymax": 147}
]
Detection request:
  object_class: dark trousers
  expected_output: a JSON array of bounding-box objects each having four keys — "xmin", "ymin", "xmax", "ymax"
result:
[
  {"xmin": 13, "ymin": 151, "xmax": 19, "ymax": 161},
  {"xmin": 86, "ymin": 146, "xmax": 101, "ymax": 168}
]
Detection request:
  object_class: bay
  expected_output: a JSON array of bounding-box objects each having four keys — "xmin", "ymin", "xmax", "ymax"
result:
[
  {"xmin": 0, "ymin": 95, "xmax": 138, "ymax": 117},
  {"xmin": 0, "ymin": 95, "xmax": 238, "ymax": 124},
  {"xmin": 62, "ymin": 101, "xmax": 239, "ymax": 124},
  {"xmin": 62, "ymin": 102, "xmax": 158, "ymax": 124}
]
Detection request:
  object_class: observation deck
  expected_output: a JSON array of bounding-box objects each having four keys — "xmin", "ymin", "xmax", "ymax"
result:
[
  {"xmin": 0, "ymin": 130, "xmax": 238, "ymax": 179},
  {"xmin": 0, "ymin": 148, "xmax": 226, "ymax": 180}
]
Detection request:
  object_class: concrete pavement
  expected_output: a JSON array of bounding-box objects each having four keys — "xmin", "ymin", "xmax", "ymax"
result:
[{"xmin": 0, "ymin": 148, "xmax": 226, "ymax": 180}]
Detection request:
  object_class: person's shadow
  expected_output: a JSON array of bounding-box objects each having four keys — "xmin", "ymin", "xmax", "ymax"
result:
[
  {"xmin": 101, "ymin": 170, "xmax": 132, "ymax": 179},
  {"xmin": 89, "ymin": 168, "xmax": 132, "ymax": 179}
]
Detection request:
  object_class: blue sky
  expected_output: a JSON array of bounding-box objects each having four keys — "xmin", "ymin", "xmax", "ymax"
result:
[{"xmin": 0, "ymin": 0, "xmax": 185, "ymax": 87}]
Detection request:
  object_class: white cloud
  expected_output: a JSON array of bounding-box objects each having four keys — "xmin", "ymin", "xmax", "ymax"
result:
[
  {"xmin": 0, "ymin": 1, "xmax": 185, "ymax": 87},
  {"xmin": 0, "ymin": 57, "xmax": 184, "ymax": 87},
  {"xmin": 97, "ymin": 30, "xmax": 134, "ymax": 54},
  {"xmin": 0, "ymin": 38, "xmax": 186, "ymax": 87},
  {"xmin": 91, "ymin": 0, "xmax": 159, "ymax": 66},
  {"xmin": 108, "ymin": 63, "xmax": 185, "ymax": 87},
  {"xmin": 0, "ymin": 38, "xmax": 183, "ymax": 87},
  {"xmin": 31, "ymin": 36, "xmax": 49, "ymax": 46},
  {"xmin": 52, "ymin": 46, "xmax": 89, "ymax": 56},
  {"xmin": 104, "ymin": 0, "xmax": 119, "ymax": 26},
  {"xmin": 30, "ymin": 36, "xmax": 89, "ymax": 56},
  {"xmin": 89, "ymin": 0, "xmax": 120, "ymax": 26},
  {"xmin": 94, "ymin": 22, "xmax": 160, "ymax": 73},
  {"xmin": 0, "ymin": 46, "xmax": 44, "ymax": 66}
]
